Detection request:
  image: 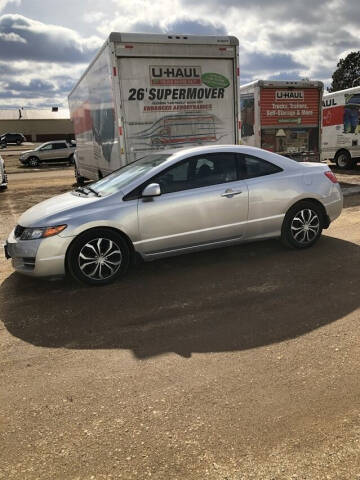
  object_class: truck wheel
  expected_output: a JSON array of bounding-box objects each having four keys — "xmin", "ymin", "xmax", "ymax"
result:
[
  {"xmin": 75, "ymin": 165, "xmax": 85, "ymax": 185},
  {"xmin": 335, "ymin": 150, "xmax": 353, "ymax": 169},
  {"xmin": 28, "ymin": 156, "xmax": 40, "ymax": 168},
  {"xmin": 281, "ymin": 201, "xmax": 323, "ymax": 249},
  {"xmin": 67, "ymin": 229, "xmax": 130, "ymax": 286}
]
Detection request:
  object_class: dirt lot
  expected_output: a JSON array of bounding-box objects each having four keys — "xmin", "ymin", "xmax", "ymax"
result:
[{"xmin": 1, "ymin": 169, "xmax": 360, "ymax": 480}]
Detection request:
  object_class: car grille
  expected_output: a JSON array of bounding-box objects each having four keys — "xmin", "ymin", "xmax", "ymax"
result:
[{"xmin": 14, "ymin": 225, "xmax": 25, "ymax": 238}]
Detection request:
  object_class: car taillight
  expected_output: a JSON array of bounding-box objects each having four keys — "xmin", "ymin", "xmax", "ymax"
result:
[{"xmin": 324, "ymin": 171, "xmax": 338, "ymax": 184}]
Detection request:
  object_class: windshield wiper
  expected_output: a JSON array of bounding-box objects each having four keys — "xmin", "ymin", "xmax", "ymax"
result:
[
  {"xmin": 75, "ymin": 186, "xmax": 89, "ymax": 194},
  {"xmin": 85, "ymin": 186, "xmax": 101, "ymax": 197},
  {"xmin": 75, "ymin": 186, "xmax": 101, "ymax": 197}
]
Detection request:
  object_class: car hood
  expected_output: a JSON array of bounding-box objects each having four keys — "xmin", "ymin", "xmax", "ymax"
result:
[
  {"xmin": 18, "ymin": 191, "xmax": 101, "ymax": 227},
  {"xmin": 20, "ymin": 150, "xmax": 35, "ymax": 156}
]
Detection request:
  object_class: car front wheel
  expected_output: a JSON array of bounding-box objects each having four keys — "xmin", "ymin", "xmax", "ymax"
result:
[
  {"xmin": 281, "ymin": 201, "xmax": 323, "ymax": 249},
  {"xmin": 67, "ymin": 229, "xmax": 130, "ymax": 286}
]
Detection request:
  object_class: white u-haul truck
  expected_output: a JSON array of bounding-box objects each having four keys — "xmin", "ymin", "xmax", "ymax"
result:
[
  {"xmin": 322, "ymin": 86, "xmax": 360, "ymax": 169},
  {"xmin": 68, "ymin": 32, "xmax": 240, "ymax": 183}
]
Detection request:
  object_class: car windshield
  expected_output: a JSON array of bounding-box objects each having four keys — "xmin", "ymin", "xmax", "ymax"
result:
[
  {"xmin": 88, "ymin": 153, "xmax": 173, "ymax": 196},
  {"xmin": 35, "ymin": 143, "xmax": 47, "ymax": 151}
]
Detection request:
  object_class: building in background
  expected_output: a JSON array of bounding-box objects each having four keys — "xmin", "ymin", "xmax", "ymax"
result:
[{"xmin": 0, "ymin": 108, "xmax": 74, "ymax": 142}]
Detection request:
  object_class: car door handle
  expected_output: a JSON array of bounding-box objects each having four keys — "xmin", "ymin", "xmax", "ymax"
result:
[{"xmin": 221, "ymin": 189, "xmax": 242, "ymax": 197}]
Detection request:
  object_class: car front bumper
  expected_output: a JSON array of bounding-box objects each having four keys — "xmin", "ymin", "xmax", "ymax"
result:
[{"xmin": 5, "ymin": 229, "xmax": 73, "ymax": 277}]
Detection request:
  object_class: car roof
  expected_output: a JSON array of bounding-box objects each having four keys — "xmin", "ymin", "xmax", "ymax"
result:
[
  {"xmin": 154, "ymin": 145, "xmax": 300, "ymax": 170},
  {"xmin": 119, "ymin": 145, "xmax": 302, "ymax": 197}
]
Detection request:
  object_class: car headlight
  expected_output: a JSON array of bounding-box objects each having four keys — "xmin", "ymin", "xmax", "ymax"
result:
[{"xmin": 20, "ymin": 225, "xmax": 67, "ymax": 240}]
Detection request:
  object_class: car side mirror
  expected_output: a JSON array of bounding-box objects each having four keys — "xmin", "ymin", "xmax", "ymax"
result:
[{"xmin": 142, "ymin": 183, "xmax": 161, "ymax": 197}]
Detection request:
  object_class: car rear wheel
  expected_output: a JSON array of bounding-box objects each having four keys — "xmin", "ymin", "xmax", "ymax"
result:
[
  {"xmin": 28, "ymin": 156, "xmax": 40, "ymax": 168},
  {"xmin": 67, "ymin": 229, "xmax": 130, "ymax": 286},
  {"xmin": 281, "ymin": 201, "xmax": 323, "ymax": 249}
]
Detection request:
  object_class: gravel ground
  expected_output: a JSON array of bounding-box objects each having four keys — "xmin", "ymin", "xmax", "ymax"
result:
[{"xmin": 0, "ymin": 169, "xmax": 360, "ymax": 480}]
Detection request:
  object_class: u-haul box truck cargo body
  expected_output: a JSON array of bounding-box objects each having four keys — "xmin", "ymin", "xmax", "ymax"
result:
[
  {"xmin": 322, "ymin": 86, "xmax": 360, "ymax": 169},
  {"xmin": 68, "ymin": 32, "xmax": 240, "ymax": 181},
  {"xmin": 240, "ymin": 80, "xmax": 323, "ymax": 162}
]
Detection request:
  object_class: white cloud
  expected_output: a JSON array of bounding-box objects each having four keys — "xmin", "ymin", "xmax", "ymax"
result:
[
  {"xmin": 0, "ymin": 31, "xmax": 26, "ymax": 42},
  {"xmin": 83, "ymin": 11, "xmax": 106, "ymax": 23},
  {"xmin": 1, "ymin": 0, "xmax": 360, "ymax": 105},
  {"xmin": 0, "ymin": 14, "xmax": 102, "ymax": 62},
  {"xmin": 0, "ymin": 0, "xmax": 20, "ymax": 13}
]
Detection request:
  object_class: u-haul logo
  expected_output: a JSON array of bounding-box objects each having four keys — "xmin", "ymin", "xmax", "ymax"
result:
[
  {"xmin": 323, "ymin": 98, "xmax": 337, "ymax": 107},
  {"xmin": 150, "ymin": 66, "xmax": 202, "ymax": 86},
  {"xmin": 275, "ymin": 90, "xmax": 304, "ymax": 100}
]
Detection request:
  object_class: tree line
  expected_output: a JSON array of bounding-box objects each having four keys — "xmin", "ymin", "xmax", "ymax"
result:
[{"xmin": 329, "ymin": 51, "xmax": 360, "ymax": 92}]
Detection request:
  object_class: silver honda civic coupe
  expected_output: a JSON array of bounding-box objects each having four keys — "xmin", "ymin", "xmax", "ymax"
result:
[{"xmin": 5, "ymin": 145, "xmax": 343, "ymax": 286}]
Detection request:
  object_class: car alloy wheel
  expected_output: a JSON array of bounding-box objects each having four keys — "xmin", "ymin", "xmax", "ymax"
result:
[
  {"xmin": 67, "ymin": 228, "xmax": 130, "ymax": 285},
  {"xmin": 281, "ymin": 200, "xmax": 323, "ymax": 249},
  {"xmin": 290, "ymin": 208, "xmax": 320, "ymax": 244},
  {"xmin": 78, "ymin": 237, "xmax": 122, "ymax": 281}
]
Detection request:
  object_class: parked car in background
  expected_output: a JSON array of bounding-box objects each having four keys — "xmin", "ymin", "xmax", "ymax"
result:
[
  {"xmin": 0, "ymin": 154, "xmax": 8, "ymax": 190},
  {"xmin": 5, "ymin": 145, "xmax": 342, "ymax": 286},
  {"xmin": 0, "ymin": 132, "xmax": 26, "ymax": 146},
  {"xmin": 19, "ymin": 140, "xmax": 76, "ymax": 167}
]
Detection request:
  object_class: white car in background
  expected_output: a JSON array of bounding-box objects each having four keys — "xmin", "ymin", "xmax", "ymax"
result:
[
  {"xmin": 0, "ymin": 154, "xmax": 7, "ymax": 190},
  {"xmin": 19, "ymin": 140, "xmax": 76, "ymax": 168}
]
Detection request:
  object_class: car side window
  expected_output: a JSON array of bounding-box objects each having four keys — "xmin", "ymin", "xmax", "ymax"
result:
[
  {"xmin": 152, "ymin": 160, "xmax": 190, "ymax": 194},
  {"xmin": 42, "ymin": 144, "xmax": 53, "ymax": 150},
  {"xmin": 153, "ymin": 153, "xmax": 238, "ymax": 194},
  {"xmin": 54, "ymin": 143, "xmax": 67, "ymax": 149},
  {"xmin": 238, "ymin": 154, "xmax": 282, "ymax": 180}
]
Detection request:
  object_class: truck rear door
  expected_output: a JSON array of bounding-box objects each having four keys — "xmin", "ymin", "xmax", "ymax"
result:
[
  {"xmin": 118, "ymin": 56, "xmax": 236, "ymax": 161},
  {"xmin": 260, "ymin": 86, "xmax": 322, "ymax": 161}
]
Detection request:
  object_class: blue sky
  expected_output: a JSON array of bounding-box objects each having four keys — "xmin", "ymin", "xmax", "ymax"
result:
[{"xmin": 0, "ymin": 0, "xmax": 359, "ymax": 108}]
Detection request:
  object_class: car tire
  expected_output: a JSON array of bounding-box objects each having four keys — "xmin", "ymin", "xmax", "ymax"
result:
[
  {"xmin": 335, "ymin": 150, "xmax": 353, "ymax": 169},
  {"xmin": 281, "ymin": 201, "xmax": 324, "ymax": 249},
  {"xmin": 67, "ymin": 229, "xmax": 130, "ymax": 286},
  {"xmin": 28, "ymin": 156, "xmax": 40, "ymax": 168},
  {"xmin": 16, "ymin": 139, "xmax": 22, "ymax": 145}
]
